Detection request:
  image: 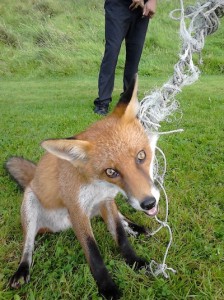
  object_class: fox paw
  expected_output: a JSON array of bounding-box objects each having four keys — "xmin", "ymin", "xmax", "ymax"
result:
[
  {"xmin": 126, "ymin": 256, "xmax": 148, "ymax": 270},
  {"xmin": 134, "ymin": 258, "xmax": 148, "ymax": 270},
  {"xmin": 9, "ymin": 262, "xmax": 30, "ymax": 289},
  {"xmin": 99, "ymin": 280, "xmax": 121, "ymax": 300}
]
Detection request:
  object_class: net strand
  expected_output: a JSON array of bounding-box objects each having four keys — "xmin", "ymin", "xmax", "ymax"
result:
[{"xmin": 138, "ymin": 0, "xmax": 224, "ymax": 278}]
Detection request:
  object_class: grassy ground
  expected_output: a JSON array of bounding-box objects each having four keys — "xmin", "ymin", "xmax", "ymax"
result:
[
  {"xmin": 0, "ymin": 0, "xmax": 223, "ymax": 78},
  {"xmin": 0, "ymin": 75, "xmax": 223, "ymax": 300},
  {"xmin": 0, "ymin": 0, "xmax": 224, "ymax": 299}
]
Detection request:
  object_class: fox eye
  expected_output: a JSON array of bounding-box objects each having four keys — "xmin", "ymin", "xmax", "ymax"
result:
[
  {"xmin": 105, "ymin": 168, "xmax": 119, "ymax": 178},
  {"xmin": 136, "ymin": 150, "xmax": 146, "ymax": 163}
]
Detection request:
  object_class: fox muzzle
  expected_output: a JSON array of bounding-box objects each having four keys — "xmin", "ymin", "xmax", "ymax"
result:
[{"xmin": 140, "ymin": 196, "xmax": 156, "ymax": 210}]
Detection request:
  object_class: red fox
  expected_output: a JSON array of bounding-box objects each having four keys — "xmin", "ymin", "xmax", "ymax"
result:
[{"xmin": 6, "ymin": 76, "xmax": 159, "ymax": 299}]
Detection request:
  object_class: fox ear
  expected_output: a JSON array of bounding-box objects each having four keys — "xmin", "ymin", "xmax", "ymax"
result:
[
  {"xmin": 41, "ymin": 139, "xmax": 91, "ymax": 162},
  {"xmin": 113, "ymin": 74, "xmax": 139, "ymax": 121}
]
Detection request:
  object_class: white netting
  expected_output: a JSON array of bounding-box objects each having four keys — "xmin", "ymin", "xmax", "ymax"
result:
[
  {"xmin": 139, "ymin": 0, "xmax": 224, "ymax": 133},
  {"xmin": 138, "ymin": 0, "xmax": 224, "ymax": 278}
]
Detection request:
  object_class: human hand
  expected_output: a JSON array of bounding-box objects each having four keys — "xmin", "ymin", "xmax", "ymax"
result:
[
  {"xmin": 143, "ymin": 0, "xmax": 157, "ymax": 18},
  {"xmin": 129, "ymin": 0, "xmax": 145, "ymax": 10}
]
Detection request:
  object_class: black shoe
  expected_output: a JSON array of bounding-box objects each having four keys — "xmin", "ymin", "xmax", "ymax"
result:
[{"xmin": 93, "ymin": 105, "xmax": 109, "ymax": 116}]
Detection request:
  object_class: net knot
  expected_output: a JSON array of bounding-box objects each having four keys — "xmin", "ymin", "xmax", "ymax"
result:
[{"xmin": 148, "ymin": 260, "xmax": 177, "ymax": 279}]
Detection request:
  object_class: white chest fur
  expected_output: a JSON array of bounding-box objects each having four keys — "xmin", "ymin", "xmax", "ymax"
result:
[{"xmin": 78, "ymin": 180, "xmax": 123, "ymax": 217}]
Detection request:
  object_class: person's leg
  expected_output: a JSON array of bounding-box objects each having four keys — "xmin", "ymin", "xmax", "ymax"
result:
[
  {"xmin": 123, "ymin": 10, "xmax": 149, "ymax": 92},
  {"xmin": 94, "ymin": 0, "xmax": 131, "ymax": 114}
]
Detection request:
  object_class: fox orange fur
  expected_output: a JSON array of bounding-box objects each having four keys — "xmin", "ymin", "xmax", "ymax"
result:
[{"xmin": 6, "ymin": 76, "xmax": 160, "ymax": 299}]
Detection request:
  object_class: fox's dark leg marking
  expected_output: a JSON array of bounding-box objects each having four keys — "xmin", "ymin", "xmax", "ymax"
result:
[
  {"xmin": 68, "ymin": 205, "xmax": 120, "ymax": 300},
  {"xmin": 100, "ymin": 201, "xmax": 147, "ymax": 270},
  {"xmin": 115, "ymin": 222, "xmax": 147, "ymax": 269},
  {"xmin": 9, "ymin": 261, "xmax": 30, "ymax": 289},
  {"xmin": 87, "ymin": 237, "xmax": 121, "ymax": 300}
]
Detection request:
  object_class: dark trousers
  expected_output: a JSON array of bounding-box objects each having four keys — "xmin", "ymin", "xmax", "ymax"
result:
[{"xmin": 95, "ymin": 0, "xmax": 149, "ymax": 107}]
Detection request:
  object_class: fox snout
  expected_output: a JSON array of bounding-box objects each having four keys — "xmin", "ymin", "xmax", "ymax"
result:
[
  {"xmin": 126, "ymin": 176, "xmax": 160, "ymax": 217},
  {"xmin": 140, "ymin": 196, "xmax": 156, "ymax": 210},
  {"xmin": 128, "ymin": 185, "xmax": 160, "ymax": 217}
]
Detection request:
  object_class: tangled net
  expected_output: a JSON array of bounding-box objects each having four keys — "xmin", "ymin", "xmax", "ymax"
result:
[
  {"xmin": 137, "ymin": 0, "xmax": 224, "ymax": 278},
  {"xmin": 139, "ymin": 0, "xmax": 224, "ymax": 132}
]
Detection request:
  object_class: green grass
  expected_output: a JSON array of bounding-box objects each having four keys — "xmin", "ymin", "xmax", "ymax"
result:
[
  {"xmin": 0, "ymin": 0, "xmax": 223, "ymax": 78},
  {"xmin": 0, "ymin": 75, "xmax": 223, "ymax": 300},
  {"xmin": 0, "ymin": 0, "xmax": 224, "ymax": 299}
]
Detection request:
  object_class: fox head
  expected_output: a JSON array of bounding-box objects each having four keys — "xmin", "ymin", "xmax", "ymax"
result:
[{"xmin": 41, "ymin": 75, "xmax": 160, "ymax": 217}]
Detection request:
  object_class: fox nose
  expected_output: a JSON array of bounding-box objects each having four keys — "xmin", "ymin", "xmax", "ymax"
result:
[{"xmin": 140, "ymin": 196, "xmax": 156, "ymax": 210}]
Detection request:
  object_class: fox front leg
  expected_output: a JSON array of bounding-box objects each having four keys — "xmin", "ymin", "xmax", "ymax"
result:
[
  {"xmin": 10, "ymin": 188, "xmax": 39, "ymax": 288},
  {"xmin": 100, "ymin": 201, "xmax": 148, "ymax": 269},
  {"xmin": 119, "ymin": 212, "xmax": 150, "ymax": 237},
  {"xmin": 9, "ymin": 187, "xmax": 72, "ymax": 288},
  {"xmin": 68, "ymin": 206, "xmax": 121, "ymax": 300}
]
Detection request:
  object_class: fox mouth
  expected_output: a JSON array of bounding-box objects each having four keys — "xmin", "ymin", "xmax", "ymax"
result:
[
  {"xmin": 144, "ymin": 205, "xmax": 158, "ymax": 217},
  {"xmin": 127, "ymin": 196, "xmax": 159, "ymax": 217}
]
